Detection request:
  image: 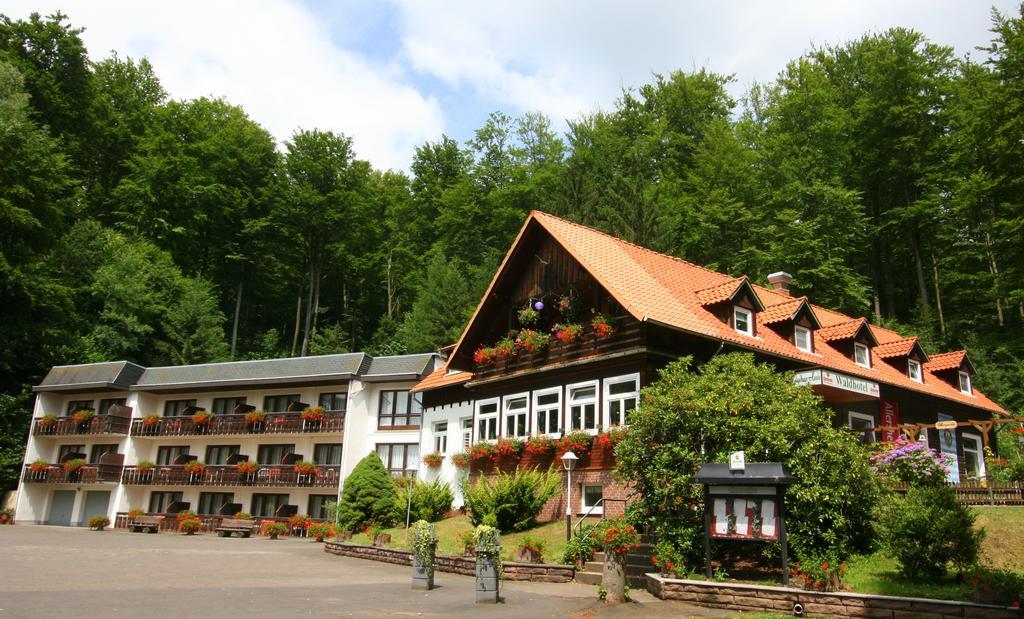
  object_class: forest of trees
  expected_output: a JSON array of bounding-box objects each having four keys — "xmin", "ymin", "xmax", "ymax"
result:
[{"xmin": 2, "ymin": 8, "xmax": 1023, "ymax": 488}]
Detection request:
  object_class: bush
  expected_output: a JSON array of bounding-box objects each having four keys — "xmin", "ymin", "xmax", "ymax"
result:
[
  {"xmin": 962, "ymin": 565, "xmax": 1024, "ymax": 605},
  {"xmin": 870, "ymin": 436, "xmax": 950, "ymax": 486},
  {"xmin": 878, "ymin": 485, "xmax": 983, "ymax": 580},
  {"xmin": 395, "ymin": 478, "xmax": 454, "ymax": 523},
  {"xmin": 336, "ymin": 453, "xmax": 400, "ymax": 531},
  {"xmin": 88, "ymin": 515, "xmax": 110, "ymax": 530},
  {"xmin": 461, "ymin": 468, "xmax": 561, "ymax": 532},
  {"xmin": 562, "ymin": 524, "xmax": 599, "ymax": 566}
]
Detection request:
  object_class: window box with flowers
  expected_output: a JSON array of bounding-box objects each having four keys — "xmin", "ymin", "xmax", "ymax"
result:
[
  {"xmin": 513, "ymin": 535, "xmax": 545, "ymax": 563},
  {"xmin": 493, "ymin": 336, "xmax": 519, "ymax": 361},
  {"xmin": 493, "ymin": 437, "xmax": 524, "ymax": 461},
  {"xmin": 557, "ymin": 431, "xmax": 593, "ymax": 459},
  {"xmin": 591, "ymin": 313, "xmax": 616, "ymax": 338},
  {"xmin": 191, "ymin": 410, "xmax": 214, "ymax": 432},
  {"xmin": 294, "ymin": 460, "xmax": 318, "ymax": 484},
  {"xmin": 423, "ymin": 452, "xmax": 444, "ymax": 468},
  {"xmin": 301, "ymin": 406, "xmax": 326, "ymax": 427},
  {"xmin": 244, "ymin": 410, "xmax": 266, "ymax": 429},
  {"xmin": 37, "ymin": 414, "xmax": 58, "ymax": 433},
  {"xmin": 71, "ymin": 408, "xmax": 96, "ymax": 427},
  {"xmin": 183, "ymin": 460, "xmax": 206, "ymax": 483},
  {"xmin": 29, "ymin": 459, "xmax": 49, "ymax": 473},
  {"xmin": 235, "ymin": 460, "xmax": 260, "ymax": 484},
  {"xmin": 452, "ymin": 452, "xmax": 470, "ymax": 469},
  {"xmin": 64, "ymin": 458, "xmax": 87, "ymax": 481},
  {"xmin": 474, "ymin": 346, "xmax": 498, "ymax": 368},
  {"xmin": 468, "ymin": 442, "xmax": 496, "ymax": 465},
  {"xmin": 522, "ymin": 435, "xmax": 557, "ymax": 466},
  {"xmin": 141, "ymin": 413, "xmax": 161, "ymax": 434},
  {"xmin": 515, "ymin": 329, "xmax": 550, "ymax": 356},
  {"xmin": 553, "ymin": 323, "xmax": 583, "ymax": 344}
]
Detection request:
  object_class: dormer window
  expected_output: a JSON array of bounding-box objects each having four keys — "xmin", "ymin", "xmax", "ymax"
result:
[
  {"xmin": 854, "ymin": 343, "xmax": 871, "ymax": 368},
  {"xmin": 794, "ymin": 326, "xmax": 812, "ymax": 353},
  {"xmin": 734, "ymin": 307, "xmax": 753, "ymax": 337},
  {"xmin": 908, "ymin": 359, "xmax": 922, "ymax": 383},
  {"xmin": 958, "ymin": 371, "xmax": 972, "ymax": 395}
]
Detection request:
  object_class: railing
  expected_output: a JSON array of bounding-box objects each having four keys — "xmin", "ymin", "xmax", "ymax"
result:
[
  {"xmin": 121, "ymin": 464, "xmax": 341, "ymax": 488},
  {"xmin": 130, "ymin": 411, "xmax": 345, "ymax": 437},
  {"xmin": 893, "ymin": 481, "xmax": 1024, "ymax": 506},
  {"xmin": 113, "ymin": 512, "xmax": 330, "ymax": 533},
  {"xmin": 571, "ymin": 494, "xmax": 636, "ymax": 537},
  {"xmin": 32, "ymin": 415, "xmax": 130, "ymax": 436},
  {"xmin": 23, "ymin": 464, "xmax": 124, "ymax": 483}
]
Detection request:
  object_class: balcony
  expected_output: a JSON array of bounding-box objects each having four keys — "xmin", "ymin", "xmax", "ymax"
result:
[
  {"xmin": 32, "ymin": 415, "xmax": 131, "ymax": 436},
  {"xmin": 121, "ymin": 464, "xmax": 341, "ymax": 488},
  {"xmin": 23, "ymin": 463, "xmax": 124, "ymax": 484},
  {"xmin": 129, "ymin": 411, "xmax": 345, "ymax": 438}
]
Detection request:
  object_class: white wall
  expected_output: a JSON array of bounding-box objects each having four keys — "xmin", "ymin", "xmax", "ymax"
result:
[{"xmin": 420, "ymin": 400, "xmax": 473, "ymax": 506}]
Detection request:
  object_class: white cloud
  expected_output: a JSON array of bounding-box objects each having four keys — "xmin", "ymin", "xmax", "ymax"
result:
[{"xmin": 6, "ymin": 0, "xmax": 445, "ymax": 170}]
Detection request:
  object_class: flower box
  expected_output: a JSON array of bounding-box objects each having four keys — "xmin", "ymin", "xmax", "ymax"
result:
[{"xmin": 422, "ymin": 453, "xmax": 444, "ymax": 468}]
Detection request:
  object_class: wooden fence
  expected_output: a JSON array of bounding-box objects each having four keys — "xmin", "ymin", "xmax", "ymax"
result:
[{"xmin": 893, "ymin": 481, "xmax": 1024, "ymax": 506}]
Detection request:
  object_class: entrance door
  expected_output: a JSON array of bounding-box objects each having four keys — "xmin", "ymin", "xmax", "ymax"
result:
[
  {"xmin": 47, "ymin": 490, "xmax": 75, "ymax": 526},
  {"xmin": 82, "ymin": 491, "xmax": 111, "ymax": 525}
]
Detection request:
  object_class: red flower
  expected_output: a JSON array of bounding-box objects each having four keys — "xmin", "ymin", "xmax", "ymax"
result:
[
  {"xmin": 822, "ymin": 562, "xmax": 829, "ymax": 570},
  {"xmin": 1011, "ymin": 601, "xmax": 1019, "ymax": 607}
]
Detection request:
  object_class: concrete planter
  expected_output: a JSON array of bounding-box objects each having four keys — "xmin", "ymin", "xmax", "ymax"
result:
[
  {"xmin": 475, "ymin": 553, "xmax": 500, "ymax": 604},
  {"xmin": 373, "ymin": 533, "xmax": 391, "ymax": 547},
  {"xmin": 412, "ymin": 541, "xmax": 436, "ymax": 591}
]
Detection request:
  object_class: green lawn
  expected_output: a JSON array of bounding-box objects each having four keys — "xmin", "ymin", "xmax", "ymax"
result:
[{"xmin": 974, "ymin": 506, "xmax": 1024, "ymax": 573}]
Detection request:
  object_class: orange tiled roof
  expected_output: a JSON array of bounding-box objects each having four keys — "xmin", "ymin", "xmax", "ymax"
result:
[
  {"xmin": 419, "ymin": 211, "xmax": 1006, "ymax": 415},
  {"xmin": 874, "ymin": 337, "xmax": 919, "ymax": 359},
  {"xmin": 410, "ymin": 365, "xmax": 471, "ymax": 393},
  {"xmin": 760, "ymin": 297, "xmax": 808, "ymax": 325},
  {"xmin": 696, "ymin": 277, "xmax": 748, "ymax": 306},
  {"xmin": 925, "ymin": 350, "xmax": 969, "ymax": 373}
]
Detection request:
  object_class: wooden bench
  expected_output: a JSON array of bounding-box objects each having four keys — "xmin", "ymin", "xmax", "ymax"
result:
[
  {"xmin": 215, "ymin": 519, "xmax": 256, "ymax": 538},
  {"xmin": 128, "ymin": 515, "xmax": 163, "ymax": 533}
]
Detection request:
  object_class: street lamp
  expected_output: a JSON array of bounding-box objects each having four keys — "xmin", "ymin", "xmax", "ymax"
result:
[
  {"xmin": 561, "ymin": 451, "xmax": 578, "ymax": 541},
  {"xmin": 405, "ymin": 466, "xmax": 418, "ymax": 529}
]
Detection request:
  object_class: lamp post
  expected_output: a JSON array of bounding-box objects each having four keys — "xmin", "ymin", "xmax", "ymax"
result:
[
  {"xmin": 405, "ymin": 466, "xmax": 417, "ymax": 529},
  {"xmin": 561, "ymin": 451, "xmax": 578, "ymax": 541}
]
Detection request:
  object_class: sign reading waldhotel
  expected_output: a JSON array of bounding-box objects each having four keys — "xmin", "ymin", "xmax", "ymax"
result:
[{"xmin": 793, "ymin": 369, "xmax": 880, "ymax": 398}]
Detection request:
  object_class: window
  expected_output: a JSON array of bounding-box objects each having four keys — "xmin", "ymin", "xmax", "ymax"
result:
[
  {"xmin": 205, "ymin": 445, "xmax": 239, "ymax": 465},
  {"xmin": 533, "ymin": 388, "xmax": 562, "ymax": 436},
  {"xmin": 604, "ymin": 374, "xmax": 639, "ymax": 427},
  {"xmin": 308, "ymin": 495, "xmax": 334, "ymax": 520},
  {"xmin": 313, "ymin": 443, "xmax": 343, "ymax": 465},
  {"xmin": 251, "ymin": 493, "xmax": 289, "ymax": 518},
  {"xmin": 98, "ymin": 398, "xmax": 126, "ymax": 415},
  {"xmin": 257, "ymin": 444, "xmax": 295, "ymax": 465},
  {"xmin": 848, "ymin": 412, "xmax": 875, "ymax": 443},
  {"xmin": 318, "ymin": 392, "xmax": 348, "ymax": 412},
  {"xmin": 148, "ymin": 491, "xmax": 183, "ymax": 513},
  {"xmin": 794, "ymin": 326, "xmax": 812, "ymax": 353},
  {"xmin": 376, "ymin": 443, "xmax": 418, "ymax": 477},
  {"xmin": 503, "ymin": 394, "xmax": 529, "ymax": 438},
  {"xmin": 582, "ymin": 485, "xmax": 603, "ymax": 515},
  {"xmin": 433, "ymin": 423, "xmax": 448, "ymax": 453},
  {"xmin": 734, "ymin": 307, "xmax": 753, "ymax": 336},
  {"xmin": 156, "ymin": 446, "xmax": 190, "ymax": 465},
  {"xmin": 378, "ymin": 390, "xmax": 422, "ymax": 428},
  {"xmin": 568, "ymin": 382, "xmax": 599, "ymax": 433},
  {"xmin": 164, "ymin": 399, "xmax": 196, "ymax": 417},
  {"xmin": 197, "ymin": 492, "xmax": 234, "ymax": 515},
  {"xmin": 962, "ymin": 434, "xmax": 984, "ymax": 479},
  {"xmin": 212, "ymin": 397, "xmax": 246, "ymax": 415},
  {"xmin": 58, "ymin": 444, "xmax": 85, "ymax": 461},
  {"xmin": 66, "ymin": 400, "xmax": 93, "ymax": 415},
  {"xmin": 908, "ymin": 359, "xmax": 923, "ymax": 383},
  {"xmin": 90, "ymin": 444, "xmax": 118, "ymax": 463},
  {"xmin": 461, "ymin": 418, "xmax": 473, "ymax": 449},
  {"xmin": 476, "ymin": 399, "xmax": 499, "ymax": 442},
  {"xmin": 854, "ymin": 343, "xmax": 871, "ymax": 368},
  {"xmin": 263, "ymin": 394, "xmax": 300, "ymax": 413},
  {"xmin": 959, "ymin": 371, "xmax": 972, "ymax": 395}
]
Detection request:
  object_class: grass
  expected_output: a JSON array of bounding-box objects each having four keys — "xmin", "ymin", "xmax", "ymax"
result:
[{"xmin": 974, "ymin": 506, "xmax": 1024, "ymax": 573}]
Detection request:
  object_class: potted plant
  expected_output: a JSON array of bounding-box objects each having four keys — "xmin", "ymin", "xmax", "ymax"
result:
[
  {"xmin": 452, "ymin": 452, "xmax": 470, "ymax": 469},
  {"xmin": 553, "ymin": 323, "xmax": 583, "ymax": 344},
  {"xmin": 191, "ymin": 410, "xmax": 213, "ymax": 431},
  {"xmin": 301, "ymin": 406, "xmax": 326, "ymax": 423},
  {"xmin": 473, "ymin": 346, "xmax": 498, "ymax": 367},
  {"xmin": 456, "ymin": 530, "xmax": 476, "ymax": 556},
  {"xmin": 557, "ymin": 294, "xmax": 577, "ymax": 317},
  {"xmin": 517, "ymin": 305, "xmax": 540, "ymax": 326},
  {"xmin": 89, "ymin": 515, "xmax": 110, "ymax": 530},
  {"xmin": 557, "ymin": 431, "xmax": 593, "ymax": 458},
  {"xmin": 141, "ymin": 413, "xmax": 161, "ymax": 428},
  {"xmin": 244, "ymin": 409, "xmax": 266, "ymax": 427},
  {"xmin": 176, "ymin": 509, "xmax": 197, "ymax": 522},
  {"xmin": 127, "ymin": 508, "xmax": 146, "ymax": 519},
  {"xmin": 493, "ymin": 336, "xmax": 519, "ymax": 361},
  {"xmin": 64, "ymin": 458, "xmax": 87, "ymax": 481},
  {"xmin": 288, "ymin": 513, "xmax": 313, "ymax": 534},
  {"xmin": 0, "ymin": 507, "xmax": 14, "ymax": 524},
  {"xmin": 422, "ymin": 452, "xmax": 444, "ymax": 468},
  {"xmin": 37, "ymin": 414, "xmax": 58, "ymax": 431},
  {"xmin": 591, "ymin": 313, "xmax": 616, "ymax": 338},
  {"xmin": 598, "ymin": 517, "xmax": 640, "ymax": 603},
  {"xmin": 180, "ymin": 517, "xmax": 203, "ymax": 535},
  {"xmin": 516, "ymin": 329, "xmax": 550, "ymax": 354},
  {"xmin": 71, "ymin": 408, "xmax": 95, "ymax": 426},
  {"xmin": 265, "ymin": 522, "xmax": 288, "ymax": 540},
  {"xmin": 29, "ymin": 459, "xmax": 49, "ymax": 473},
  {"xmin": 493, "ymin": 437, "xmax": 524, "ymax": 459},
  {"xmin": 235, "ymin": 512, "xmax": 253, "ymax": 520},
  {"xmin": 523, "ymin": 435, "xmax": 556, "ymax": 457},
  {"xmin": 411, "ymin": 520, "xmax": 437, "ymax": 590},
  {"xmin": 366, "ymin": 524, "xmax": 390, "ymax": 547},
  {"xmin": 307, "ymin": 522, "xmax": 333, "ymax": 542},
  {"xmin": 235, "ymin": 460, "xmax": 259, "ymax": 483},
  {"xmin": 514, "ymin": 535, "xmax": 545, "ymax": 563},
  {"xmin": 293, "ymin": 460, "xmax": 318, "ymax": 482},
  {"xmin": 334, "ymin": 525, "xmax": 353, "ymax": 541}
]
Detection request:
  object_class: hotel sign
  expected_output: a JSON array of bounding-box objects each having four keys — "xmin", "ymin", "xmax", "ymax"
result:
[{"xmin": 794, "ymin": 369, "xmax": 880, "ymax": 398}]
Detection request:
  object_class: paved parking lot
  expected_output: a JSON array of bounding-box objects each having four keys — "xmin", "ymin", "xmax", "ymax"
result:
[{"xmin": 0, "ymin": 525, "xmax": 727, "ymax": 618}]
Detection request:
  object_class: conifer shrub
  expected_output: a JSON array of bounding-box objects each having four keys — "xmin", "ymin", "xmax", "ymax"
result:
[
  {"xmin": 461, "ymin": 468, "xmax": 561, "ymax": 532},
  {"xmin": 336, "ymin": 453, "xmax": 400, "ymax": 530},
  {"xmin": 395, "ymin": 478, "xmax": 455, "ymax": 523}
]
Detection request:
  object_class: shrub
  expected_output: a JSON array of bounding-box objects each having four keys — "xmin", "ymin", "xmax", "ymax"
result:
[
  {"xmin": 563, "ymin": 524, "xmax": 599, "ymax": 566},
  {"xmin": 456, "ymin": 529, "xmax": 476, "ymax": 555},
  {"xmin": 461, "ymin": 468, "xmax": 561, "ymax": 532},
  {"xmin": 179, "ymin": 518, "xmax": 202, "ymax": 534},
  {"xmin": 88, "ymin": 515, "xmax": 110, "ymax": 530},
  {"xmin": 791, "ymin": 555, "xmax": 846, "ymax": 591},
  {"xmin": 265, "ymin": 522, "xmax": 288, "ymax": 538},
  {"xmin": 307, "ymin": 522, "xmax": 333, "ymax": 542},
  {"xmin": 651, "ymin": 540, "xmax": 687, "ymax": 578},
  {"xmin": 962, "ymin": 565, "xmax": 1024, "ymax": 606},
  {"xmin": 395, "ymin": 478, "xmax": 455, "ymax": 523},
  {"xmin": 870, "ymin": 436, "xmax": 950, "ymax": 486},
  {"xmin": 877, "ymin": 485, "xmax": 983, "ymax": 580},
  {"xmin": 336, "ymin": 453, "xmax": 400, "ymax": 531}
]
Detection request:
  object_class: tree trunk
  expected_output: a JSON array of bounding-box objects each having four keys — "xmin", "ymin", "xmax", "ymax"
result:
[
  {"xmin": 386, "ymin": 249, "xmax": 394, "ymax": 319},
  {"xmin": 230, "ymin": 280, "xmax": 243, "ymax": 359},
  {"xmin": 984, "ymin": 232, "xmax": 1005, "ymax": 327},
  {"xmin": 311, "ymin": 262, "xmax": 322, "ymax": 339},
  {"xmin": 291, "ymin": 294, "xmax": 302, "ymax": 357},
  {"xmin": 931, "ymin": 253, "xmax": 945, "ymax": 337},
  {"xmin": 300, "ymin": 259, "xmax": 317, "ymax": 356},
  {"xmin": 909, "ymin": 228, "xmax": 931, "ymax": 313}
]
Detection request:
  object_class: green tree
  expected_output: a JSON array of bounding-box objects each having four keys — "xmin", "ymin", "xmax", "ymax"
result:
[
  {"xmin": 397, "ymin": 250, "xmax": 482, "ymax": 353},
  {"xmin": 336, "ymin": 453, "xmax": 400, "ymax": 530}
]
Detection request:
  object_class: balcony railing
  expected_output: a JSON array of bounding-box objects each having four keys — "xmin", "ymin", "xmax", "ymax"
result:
[
  {"xmin": 32, "ymin": 415, "xmax": 131, "ymax": 436},
  {"xmin": 129, "ymin": 411, "xmax": 345, "ymax": 437},
  {"xmin": 121, "ymin": 464, "xmax": 341, "ymax": 488},
  {"xmin": 23, "ymin": 464, "xmax": 124, "ymax": 483}
]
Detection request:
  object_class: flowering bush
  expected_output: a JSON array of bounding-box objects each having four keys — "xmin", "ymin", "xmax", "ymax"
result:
[
  {"xmin": 962, "ymin": 565, "xmax": 1024, "ymax": 606},
  {"xmin": 301, "ymin": 406, "xmax": 326, "ymax": 422},
  {"xmin": 452, "ymin": 452, "xmax": 470, "ymax": 469},
  {"xmin": 308, "ymin": 522, "xmax": 333, "ymax": 542},
  {"xmin": 456, "ymin": 529, "xmax": 476, "ymax": 555},
  {"xmin": 288, "ymin": 514, "xmax": 313, "ymax": 530},
  {"xmin": 63, "ymin": 458, "xmax": 87, "ymax": 473},
  {"xmin": 29, "ymin": 459, "xmax": 48, "ymax": 472},
  {"xmin": 474, "ymin": 346, "xmax": 498, "ymax": 366},
  {"xmin": 293, "ymin": 460, "xmax": 319, "ymax": 475},
  {"xmin": 183, "ymin": 460, "xmax": 206, "ymax": 474},
  {"xmin": 235, "ymin": 460, "xmax": 260, "ymax": 474},
  {"xmin": 557, "ymin": 431, "xmax": 593, "ymax": 457},
  {"xmin": 176, "ymin": 509, "xmax": 197, "ymax": 521},
  {"xmin": 136, "ymin": 460, "xmax": 155, "ymax": 471},
  {"xmin": 38, "ymin": 414, "xmax": 58, "ymax": 427},
  {"xmin": 870, "ymin": 436, "xmax": 950, "ymax": 486},
  {"xmin": 553, "ymin": 323, "xmax": 583, "ymax": 343},
  {"xmin": 468, "ymin": 442, "xmax": 496, "ymax": 463},
  {"xmin": 265, "ymin": 522, "xmax": 288, "ymax": 538},
  {"xmin": 493, "ymin": 437, "xmax": 524, "ymax": 458},
  {"xmin": 494, "ymin": 336, "xmax": 519, "ymax": 360},
  {"xmin": 591, "ymin": 314, "xmax": 616, "ymax": 338},
  {"xmin": 89, "ymin": 515, "xmax": 110, "ymax": 530},
  {"xmin": 598, "ymin": 517, "xmax": 640, "ymax": 555},
  {"xmin": 244, "ymin": 410, "xmax": 266, "ymax": 424},
  {"xmin": 523, "ymin": 435, "xmax": 556, "ymax": 456},
  {"xmin": 517, "ymin": 306, "xmax": 539, "ymax": 326},
  {"xmin": 651, "ymin": 540, "xmax": 687, "ymax": 578},
  {"xmin": 515, "ymin": 535, "xmax": 546, "ymax": 562},
  {"xmin": 422, "ymin": 452, "xmax": 444, "ymax": 468},
  {"xmin": 71, "ymin": 409, "xmax": 95, "ymax": 425},
  {"xmin": 791, "ymin": 556, "xmax": 845, "ymax": 591},
  {"xmin": 191, "ymin": 410, "xmax": 214, "ymax": 425},
  {"xmin": 516, "ymin": 329, "xmax": 550, "ymax": 353},
  {"xmin": 180, "ymin": 517, "xmax": 203, "ymax": 534},
  {"xmin": 594, "ymin": 427, "xmax": 627, "ymax": 451}
]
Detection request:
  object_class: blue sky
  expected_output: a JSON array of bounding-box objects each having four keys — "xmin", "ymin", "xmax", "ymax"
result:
[{"xmin": 7, "ymin": 1, "xmax": 1020, "ymax": 170}]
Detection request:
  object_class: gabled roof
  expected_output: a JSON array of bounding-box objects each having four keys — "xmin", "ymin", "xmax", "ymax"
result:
[
  {"xmin": 816, "ymin": 318, "xmax": 878, "ymax": 346},
  {"xmin": 760, "ymin": 296, "xmax": 820, "ymax": 328},
  {"xmin": 925, "ymin": 350, "xmax": 973, "ymax": 373},
  {"xmin": 695, "ymin": 276, "xmax": 765, "ymax": 311},
  {"xmin": 411, "ymin": 366, "xmax": 472, "ymax": 393},
  {"xmin": 875, "ymin": 337, "xmax": 928, "ymax": 362},
  {"xmin": 34, "ymin": 361, "xmax": 145, "ymax": 392}
]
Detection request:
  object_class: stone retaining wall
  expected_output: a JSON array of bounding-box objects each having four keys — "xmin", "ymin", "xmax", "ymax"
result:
[
  {"xmin": 647, "ymin": 574, "xmax": 1021, "ymax": 618},
  {"xmin": 324, "ymin": 541, "xmax": 574, "ymax": 583}
]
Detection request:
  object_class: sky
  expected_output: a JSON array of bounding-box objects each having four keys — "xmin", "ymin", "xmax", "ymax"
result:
[{"xmin": 5, "ymin": 1, "xmax": 1020, "ymax": 171}]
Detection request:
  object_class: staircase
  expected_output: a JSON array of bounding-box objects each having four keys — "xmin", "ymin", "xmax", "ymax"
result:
[{"xmin": 575, "ymin": 536, "xmax": 655, "ymax": 587}]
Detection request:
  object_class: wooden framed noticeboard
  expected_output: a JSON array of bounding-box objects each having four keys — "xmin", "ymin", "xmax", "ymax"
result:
[{"xmin": 708, "ymin": 488, "xmax": 780, "ymax": 541}]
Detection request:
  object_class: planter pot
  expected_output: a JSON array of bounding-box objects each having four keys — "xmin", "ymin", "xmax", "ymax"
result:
[
  {"xmin": 184, "ymin": 530, "xmax": 197, "ymax": 536},
  {"xmin": 411, "ymin": 541, "xmax": 436, "ymax": 590},
  {"xmin": 338, "ymin": 530, "xmax": 353, "ymax": 541},
  {"xmin": 601, "ymin": 549, "xmax": 626, "ymax": 603},
  {"xmin": 269, "ymin": 532, "xmax": 280, "ymax": 540},
  {"xmin": 514, "ymin": 548, "xmax": 543, "ymax": 564},
  {"xmin": 373, "ymin": 533, "xmax": 391, "ymax": 547},
  {"xmin": 475, "ymin": 552, "xmax": 500, "ymax": 604}
]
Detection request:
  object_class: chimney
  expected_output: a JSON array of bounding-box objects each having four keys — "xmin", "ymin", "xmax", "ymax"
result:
[{"xmin": 767, "ymin": 272, "xmax": 793, "ymax": 296}]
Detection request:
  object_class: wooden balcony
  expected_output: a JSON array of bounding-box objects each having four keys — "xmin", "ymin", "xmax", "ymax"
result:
[
  {"xmin": 23, "ymin": 464, "xmax": 124, "ymax": 484},
  {"xmin": 121, "ymin": 464, "xmax": 341, "ymax": 488},
  {"xmin": 32, "ymin": 415, "xmax": 131, "ymax": 436},
  {"xmin": 129, "ymin": 411, "xmax": 345, "ymax": 438}
]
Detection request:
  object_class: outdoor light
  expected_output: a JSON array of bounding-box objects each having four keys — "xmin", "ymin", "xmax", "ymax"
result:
[
  {"xmin": 405, "ymin": 466, "xmax": 417, "ymax": 529},
  {"xmin": 534, "ymin": 300, "xmax": 544, "ymax": 311},
  {"xmin": 561, "ymin": 451, "xmax": 578, "ymax": 540}
]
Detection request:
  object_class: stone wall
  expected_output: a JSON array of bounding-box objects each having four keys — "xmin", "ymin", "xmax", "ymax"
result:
[
  {"xmin": 647, "ymin": 574, "xmax": 1021, "ymax": 619},
  {"xmin": 324, "ymin": 541, "xmax": 575, "ymax": 583}
]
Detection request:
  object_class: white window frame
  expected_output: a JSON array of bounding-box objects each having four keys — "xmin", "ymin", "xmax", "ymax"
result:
[
  {"xmin": 854, "ymin": 343, "xmax": 871, "ymax": 368},
  {"xmin": 475, "ymin": 398, "xmax": 499, "ymax": 443},
  {"xmin": 581, "ymin": 484, "xmax": 604, "ymax": 515},
  {"xmin": 958, "ymin": 371, "xmax": 973, "ymax": 395},
  {"xmin": 532, "ymin": 387, "xmax": 562, "ymax": 437},
  {"xmin": 433, "ymin": 422, "xmax": 448, "ymax": 454},
  {"xmin": 461, "ymin": 418, "xmax": 473, "ymax": 449},
  {"xmin": 603, "ymin": 373, "xmax": 640, "ymax": 428},
  {"xmin": 961, "ymin": 433, "xmax": 985, "ymax": 479},
  {"xmin": 502, "ymin": 393, "xmax": 530, "ymax": 439},
  {"xmin": 794, "ymin": 325, "xmax": 812, "ymax": 353},
  {"xmin": 848, "ymin": 411, "xmax": 876, "ymax": 443},
  {"xmin": 908, "ymin": 359, "xmax": 922, "ymax": 383},
  {"xmin": 567, "ymin": 380, "xmax": 600, "ymax": 435},
  {"xmin": 733, "ymin": 306, "xmax": 754, "ymax": 337}
]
